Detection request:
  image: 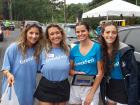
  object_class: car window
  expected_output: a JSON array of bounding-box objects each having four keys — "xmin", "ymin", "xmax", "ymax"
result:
[
  {"xmin": 64, "ymin": 25, "xmax": 76, "ymax": 38},
  {"xmin": 119, "ymin": 28, "xmax": 140, "ymax": 52}
]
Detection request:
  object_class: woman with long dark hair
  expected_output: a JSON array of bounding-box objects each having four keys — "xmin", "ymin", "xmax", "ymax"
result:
[
  {"xmin": 99, "ymin": 22, "xmax": 139, "ymax": 105},
  {"xmin": 69, "ymin": 22, "xmax": 104, "ymax": 105}
]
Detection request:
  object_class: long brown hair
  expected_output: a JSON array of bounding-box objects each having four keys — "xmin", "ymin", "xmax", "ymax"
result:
[
  {"xmin": 17, "ymin": 24, "xmax": 44, "ymax": 62},
  {"xmin": 45, "ymin": 24, "xmax": 69, "ymax": 55},
  {"xmin": 99, "ymin": 22, "xmax": 119, "ymax": 74},
  {"xmin": 75, "ymin": 21, "xmax": 90, "ymax": 32}
]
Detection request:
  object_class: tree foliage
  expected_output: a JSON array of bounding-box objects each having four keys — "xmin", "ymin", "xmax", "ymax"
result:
[
  {"xmin": 66, "ymin": 3, "xmax": 86, "ymax": 22},
  {"xmin": 12, "ymin": 0, "xmax": 51, "ymax": 22},
  {"xmin": 0, "ymin": 0, "xmax": 3, "ymax": 19},
  {"xmin": 1, "ymin": 0, "xmax": 140, "ymax": 23}
]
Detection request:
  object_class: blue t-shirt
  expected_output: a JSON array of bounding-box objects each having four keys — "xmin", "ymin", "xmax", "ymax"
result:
[
  {"xmin": 70, "ymin": 42, "xmax": 102, "ymax": 75},
  {"xmin": 110, "ymin": 52, "xmax": 123, "ymax": 79},
  {"xmin": 41, "ymin": 48, "xmax": 70, "ymax": 81},
  {"xmin": 1, "ymin": 43, "xmax": 42, "ymax": 105}
]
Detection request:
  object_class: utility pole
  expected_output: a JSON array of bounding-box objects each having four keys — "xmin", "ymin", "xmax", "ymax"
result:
[
  {"xmin": 64, "ymin": 0, "xmax": 66, "ymax": 23},
  {"xmin": 51, "ymin": 0, "xmax": 55, "ymax": 22},
  {"xmin": 9, "ymin": 0, "xmax": 12, "ymax": 20},
  {"xmin": 136, "ymin": 0, "xmax": 137, "ymax": 5}
]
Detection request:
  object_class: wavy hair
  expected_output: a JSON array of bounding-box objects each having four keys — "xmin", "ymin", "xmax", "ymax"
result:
[
  {"xmin": 16, "ymin": 24, "xmax": 44, "ymax": 62},
  {"xmin": 45, "ymin": 24, "xmax": 69, "ymax": 55}
]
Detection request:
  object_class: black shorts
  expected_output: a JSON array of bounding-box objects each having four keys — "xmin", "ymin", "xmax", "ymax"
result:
[
  {"xmin": 106, "ymin": 79, "xmax": 128, "ymax": 104},
  {"xmin": 34, "ymin": 76, "xmax": 70, "ymax": 102}
]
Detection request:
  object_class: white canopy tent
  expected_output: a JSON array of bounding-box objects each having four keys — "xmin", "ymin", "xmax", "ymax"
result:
[{"xmin": 82, "ymin": 0, "xmax": 140, "ymax": 19}]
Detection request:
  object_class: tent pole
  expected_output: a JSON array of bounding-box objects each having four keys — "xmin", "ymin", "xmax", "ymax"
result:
[{"xmin": 106, "ymin": 15, "xmax": 108, "ymax": 20}]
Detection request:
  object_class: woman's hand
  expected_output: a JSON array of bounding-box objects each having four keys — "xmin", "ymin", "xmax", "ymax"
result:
[
  {"xmin": 84, "ymin": 91, "xmax": 94, "ymax": 105},
  {"xmin": 6, "ymin": 72, "xmax": 14, "ymax": 86}
]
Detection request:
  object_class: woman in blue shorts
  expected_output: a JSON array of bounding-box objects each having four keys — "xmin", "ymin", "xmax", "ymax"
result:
[
  {"xmin": 69, "ymin": 21, "xmax": 104, "ymax": 105},
  {"xmin": 1, "ymin": 23, "xmax": 44, "ymax": 105}
]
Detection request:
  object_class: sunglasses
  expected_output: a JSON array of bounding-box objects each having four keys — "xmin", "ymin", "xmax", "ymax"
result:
[{"xmin": 25, "ymin": 22, "xmax": 42, "ymax": 29}]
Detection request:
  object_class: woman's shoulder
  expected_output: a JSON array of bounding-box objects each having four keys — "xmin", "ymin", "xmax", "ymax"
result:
[
  {"xmin": 4, "ymin": 42, "xmax": 19, "ymax": 55},
  {"xmin": 93, "ymin": 41, "xmax": 101, "ymax": 49},
  {"xmin": 71, "ymin": 44, "xmax": 79, "ymax": 50},
  {"xmin": 119, "ymin": 42, "xmax": 134, "ymax": 56},
  {"xmin": 7, "ymin": 42, "xmax": 18, "ymax": 50},
  {"xmin": 94, "ymin": 41, "xmax": 101, "ymax": 45}
]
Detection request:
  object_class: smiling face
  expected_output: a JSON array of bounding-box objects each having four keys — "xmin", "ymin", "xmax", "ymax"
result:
[
  {"xmin": 26, "ymin": 27, "xmax": 40, "ymax": 47},
  {"xmin": 48, "ymin": 27, "xmax": 62, "ymax": 48},
  {"xmin": 102, "ymin": 25, "xmax": 117, "ymax": 45},
  {"xmin": 75, "ymin": 25, "xmax": 89, "ymax": 42}
]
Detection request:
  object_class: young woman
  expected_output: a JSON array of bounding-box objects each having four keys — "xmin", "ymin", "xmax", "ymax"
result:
[
  {"xmin": 99, "ymin": 22, "xmax": 138, "ymax": 105},
  {"xmin": 34, "ymin": 24, "xmax": 70, "ymax": 105},
  {"xmin": 1, "ymin": 23, "xmax": 44, "ymax": 105},
  {"xmin": 69, "ymin": 22, "xmax": 104, "ymax": 105}
]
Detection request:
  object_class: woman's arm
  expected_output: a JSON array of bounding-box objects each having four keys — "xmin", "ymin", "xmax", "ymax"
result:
[
  {"xmin": 84, "ymin": 60, "xmax": 104, "ymax": 105},
  {"xmin": 69, "ymin": 60, "xmax": 75, "ymax": 76},
  {"xmin": 91, "ymin": 60, "xmax": 104, "ymax": 94},
  {"xmin": 69, "ymin": 60, "xmax": 86, "ymax": 76}
]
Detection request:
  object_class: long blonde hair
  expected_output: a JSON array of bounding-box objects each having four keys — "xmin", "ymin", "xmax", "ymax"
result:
[
  {"xmin": 45, "ymin": 24, "xmax": 69, "ymax": 55},
  {"xmin": 16, "ymin": 24, "xmax": 44, "ymax": 61}
]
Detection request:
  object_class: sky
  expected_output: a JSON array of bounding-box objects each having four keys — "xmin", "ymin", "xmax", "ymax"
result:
[{"xmin": 65, "ymin": 0, "xmax": 92, "ymax": 4}]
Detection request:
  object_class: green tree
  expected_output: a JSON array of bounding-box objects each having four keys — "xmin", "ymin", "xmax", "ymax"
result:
[
  {"xmin": 126, "ymin": 0, "xmax": 140, "ymax": 5},
  {"xmin": 11, "ymin": 0, "xmax": 65, "ymax": 23},
  {"xmin": 88, "ymin": 0, "xmax": 111, "ymax": 9},
  {"xmin": 12, "ymin": 0, "xmax": 52, "ymax": 22},
  {"xmin": 0, "ymin": 0, "xmax": 3, "ymax": 19},
  {"xmin": 49, "ymin": 0, "xmax": 64, "ymax": 22},
  {"xmin": 66, "ymin": 3, "xmax": 88, "ymax": 22}
]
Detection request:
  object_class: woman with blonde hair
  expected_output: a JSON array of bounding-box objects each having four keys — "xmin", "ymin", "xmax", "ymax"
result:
[{"xmin": 34, "ymin": 24, "xmax": 70, "ymax": 105}]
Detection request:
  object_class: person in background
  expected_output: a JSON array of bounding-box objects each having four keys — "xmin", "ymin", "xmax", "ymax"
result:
[
  {"xmin": 95, "ymin": 21, "xmax": 105, "ymax": 36},
  {"xmin": 4, "ymin": 20, "xmax": 11, "ymax": 36},
  {"xmin": 69, "ymin": 21, "xmax": 104, "ymax": 105},
  {"xmin": 99, "ymin": 22, "xmax": 139, "ymax": 105},
  {"xmin": 34, "ymin": 24, "xmax": 70, "ymax": 105},
  {"xmin": 1, "ymin": 23, "xmax": 44, "ymax": 105}
]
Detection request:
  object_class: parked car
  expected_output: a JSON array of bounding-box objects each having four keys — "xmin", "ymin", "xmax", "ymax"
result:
[
  {"xmin": 0, "ymin": 22, "xmax": 5, "ymax": 30},
  {"xmin": 118, "ymin": 25, "xmax": 140, "ymax": 104},
  {"xmin": 9, "ymin": 21, "xmax": 15, "ymax": 31},
  {"xmin": 118, "ymin": 26, "xmax": 140, "ymax": 65},
  {"xmin": 1, "ymin": 20, "xmax": 15, "ymax": 31},
  {"xmin": 0, "ymin": 26, "xmax": 4, "ymax": 41},
  {"xmin": 63, "ymin": 23, "xmax": 77, "ymax": 47}
]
